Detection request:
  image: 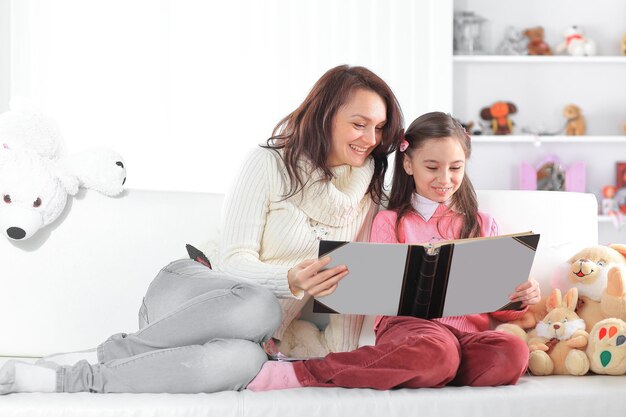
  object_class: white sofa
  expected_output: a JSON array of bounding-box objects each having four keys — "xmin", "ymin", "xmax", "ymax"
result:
[{"xmin": 2, "ymin": 188, "xmax": 625, "ymax": 417}]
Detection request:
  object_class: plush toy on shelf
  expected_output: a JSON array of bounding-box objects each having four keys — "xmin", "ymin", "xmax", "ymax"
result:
[
  {"xmin": 459, "ymin": 120, "xmax": 483, "ymax": 136},
  {"xmin": 602, "ymin": 186, "xmax": 625, "ymax": 229},
  {"xmin": 523, "ymin": 26, "xmax": 552, "ymax": 55},
  {"xmin": 496, "ymin": 26, "xmax": 529, "ymax": 55},
  {"xmin": 527, "ymin": 288, "xmax": 590, "ymax": 376},
  {"xmin": 622, "ymin": 33, "xmax": 626, "ymax": 56},
  {"xmin": 556, "ymin": 25, "xmax": 597, "ymax": 56},
  {"xmin": 0, "ymin": 99, "xmax": 127, "ymax": 241},
  {"xmin": 563, "ymin": 104, "xmax": 586, "ymax": 136},
  {"xmin": 480, "ymin": 101, "xmax": 517, "ymax": 135}
]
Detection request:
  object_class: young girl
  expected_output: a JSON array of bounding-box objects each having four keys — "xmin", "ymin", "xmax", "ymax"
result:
[{"xmin": 248, "ymin": 111, "xmax": 540, "ymax": 391}]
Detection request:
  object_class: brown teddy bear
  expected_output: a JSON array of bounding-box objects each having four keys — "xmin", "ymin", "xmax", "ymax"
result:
[
  {"xmin": 527, "ymin": 288, "xmax": 590, "ymax": 376},
  {"xmin": 523, "ymin": 26, "xmax": 552, "ymax": 55},
  {"xmin": 563, "ymin": 104, "xmax": 586, "ymax": 136}
]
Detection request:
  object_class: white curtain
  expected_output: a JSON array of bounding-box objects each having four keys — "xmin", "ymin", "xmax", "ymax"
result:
[{"xmin": 7, "ymin": 0, "xmax": 450, "ymax": 193}]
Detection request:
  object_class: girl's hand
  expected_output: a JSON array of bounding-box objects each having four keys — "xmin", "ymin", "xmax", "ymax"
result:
[
  {"xmin": 509, "ymin": 278, "xmax": 541, "ymax": 306},
  {"xmin": 288, "ymin": 256, "xmax": 349, "ymax": 297}
]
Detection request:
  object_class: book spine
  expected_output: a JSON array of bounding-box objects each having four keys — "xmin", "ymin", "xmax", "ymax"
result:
[
  {"xmin": 427, "ymin": 245, "xmax": 454, "ymax": 319},
  {"xmin": 411, "ymin": 249, "xmax": 439, "ymax": 318}
]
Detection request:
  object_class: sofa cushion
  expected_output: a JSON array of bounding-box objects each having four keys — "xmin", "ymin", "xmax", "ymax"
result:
[
  {"xmin": 0, "ymin": 372, "xmax": 623, "ymax": 417},
  {"xmin": 0, "ymin": 189, "xmax": 222, "ymax": 356}
]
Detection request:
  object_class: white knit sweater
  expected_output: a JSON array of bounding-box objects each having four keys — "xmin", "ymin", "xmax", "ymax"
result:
[{"xmin": 214, "ymin": 147, "xmax": 376, "ymax": 348}]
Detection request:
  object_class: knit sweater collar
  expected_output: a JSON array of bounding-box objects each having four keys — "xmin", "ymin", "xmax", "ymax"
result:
[{"xmin": 293, "ymin": 157, "xmax": 375, "ymax": 227}]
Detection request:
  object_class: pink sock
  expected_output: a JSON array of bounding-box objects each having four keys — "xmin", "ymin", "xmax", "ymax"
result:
[{"xmin": 247, "ymin": 360, "xmax": 303, "ymax": 391}]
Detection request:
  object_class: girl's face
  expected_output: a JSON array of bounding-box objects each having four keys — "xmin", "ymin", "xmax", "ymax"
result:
[
  {"xmin": 327, "ymin": 89, "xmax": 387, "ymax": 167},
  {"xmin": 403, "ymin": 136, "xmax": 466, "ymax": 203}
]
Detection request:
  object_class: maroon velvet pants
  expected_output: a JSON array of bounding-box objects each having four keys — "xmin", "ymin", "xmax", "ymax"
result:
[{"xmin": 292, "ymin": 316, "xmax": 528, "ymax": 389}]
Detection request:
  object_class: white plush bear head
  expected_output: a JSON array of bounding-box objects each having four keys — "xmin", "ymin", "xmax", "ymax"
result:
[
  {"xmin": 0, "ymin": 101, "xmax": 127, "ymax": 240},
  {"xmin": 0, "ymin": 148, "xmax": 78, "ymax": 240}
]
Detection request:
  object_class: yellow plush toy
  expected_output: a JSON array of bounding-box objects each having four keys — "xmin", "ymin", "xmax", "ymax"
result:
[
  {"xmin": 527, "ymin": 288, "xmax": 590, "ymax": 376},
  {"xmin": 274, "ymin": 319, "xmax": 330, "ymax": 359},
  {"xmin": 496, "ymin": 244, "xmax": 626, "ymax": 340},
  {"xmin": 553, "ymin": 244, "xmax": 626, "ymax": 332}
]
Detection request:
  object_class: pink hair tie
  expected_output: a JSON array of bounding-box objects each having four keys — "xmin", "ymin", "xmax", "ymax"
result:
[{"xmin": 399, "ymin": 130, "xmax": 409, "ymax": 152}]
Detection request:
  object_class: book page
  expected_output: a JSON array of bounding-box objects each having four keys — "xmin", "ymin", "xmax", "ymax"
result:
[
  {"xmin": 440, "ymin": 235, "xmax": 537, "ymax": 317},
  {"xmin": 431, "ymin": 230, "xmax": 533, "ymax": 248},
  {"xmin": 314, "ymin": 242, "xmax": 410, "ymax": 315}
]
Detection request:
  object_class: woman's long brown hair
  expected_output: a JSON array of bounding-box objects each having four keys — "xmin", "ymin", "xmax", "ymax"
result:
[
  {"xmin": 388, "ymin": 112, "xmax": 480, "ymax": 240},
  {"xmin": 263, "ymin": 65, "xmax": 404, "ymax": 204}
]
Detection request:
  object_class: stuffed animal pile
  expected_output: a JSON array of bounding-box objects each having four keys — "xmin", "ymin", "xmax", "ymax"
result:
[
  {"xmin": 497, "ymin": 244, "xmax": 626, "ymax": 376},
  {"xmin": 0, "ymin": 99, "xmax": 126, "ymax": 241}
]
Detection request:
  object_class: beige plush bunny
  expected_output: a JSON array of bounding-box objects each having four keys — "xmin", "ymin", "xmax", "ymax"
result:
[{"xmin": 527, "ymin": 288, "xmax": 589, "ymax": 376}]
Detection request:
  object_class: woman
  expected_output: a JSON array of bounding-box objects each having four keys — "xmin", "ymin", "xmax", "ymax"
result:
[{"xmin": 0, "ymin": 64, "xmax": 404, "ymax": 394}]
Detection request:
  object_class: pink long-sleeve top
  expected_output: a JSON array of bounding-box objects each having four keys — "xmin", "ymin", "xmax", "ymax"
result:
[{"xmin": 370, "ymin": 198, "xmax": 527, "ymax": 333}]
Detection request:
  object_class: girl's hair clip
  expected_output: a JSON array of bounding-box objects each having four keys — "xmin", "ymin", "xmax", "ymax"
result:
[{"xmin": 399, "ymin": 129, "xmax": 409, "ymax": 152}]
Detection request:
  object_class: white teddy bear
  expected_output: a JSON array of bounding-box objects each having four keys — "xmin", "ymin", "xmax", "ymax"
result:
[
  {"xmin": 556, "ymin": 25, "xmax": 597, "ymax": 56},
  {"xmin": 0, "ymin": 99, "xmax": 126, "ymax": 240}
]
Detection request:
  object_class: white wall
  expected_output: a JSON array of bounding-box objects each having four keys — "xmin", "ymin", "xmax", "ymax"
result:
[
  {"xmin": 6, "ymin": 0, "xmax": 452, "ymax": 193},
  {"xmin": 0, "ymin": 0, "xmax": 9, "ymax": 113}
]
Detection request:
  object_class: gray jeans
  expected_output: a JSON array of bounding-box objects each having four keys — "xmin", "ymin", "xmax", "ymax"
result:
[{"xmin": 56, "ymin": 259, "xmax": 281, "ymax": 393}]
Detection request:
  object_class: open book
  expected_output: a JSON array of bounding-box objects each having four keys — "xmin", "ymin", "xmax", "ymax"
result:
[{"xmin": 313, "ymin": 232, "xmax": 540, "ymax": 318}]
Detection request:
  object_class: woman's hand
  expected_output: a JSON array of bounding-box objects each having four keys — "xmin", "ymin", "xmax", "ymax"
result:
[
  {"xmin": 509, "ymin": 278, "xmax": 541, "ymax": 307},
  {"xmin": 288, "ymin": 256, "xmax": 349, "ymax": 297}
]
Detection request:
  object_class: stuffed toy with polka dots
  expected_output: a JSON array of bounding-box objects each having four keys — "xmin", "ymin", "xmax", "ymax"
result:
[
  {"xmin": 0, "ymin": 99, "xmax": 126, "ymax": 241},
  {"xmin": 587, "ymin": 318, "xmax": 626, "ymax": 375}
]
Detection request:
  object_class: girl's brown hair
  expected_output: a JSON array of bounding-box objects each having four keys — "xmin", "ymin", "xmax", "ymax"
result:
[
  {"xmin": 388, "ymin": 111, "xmax": 480, "ymax": 239},
  {"xmin": 263, "ymin": 65, "xmax": 404, "ymax": 204}
]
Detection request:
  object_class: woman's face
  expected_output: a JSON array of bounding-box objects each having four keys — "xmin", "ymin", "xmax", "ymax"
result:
[
  {"xmin": 327, "ymin": 89, "xmax": 387, "ymax": 167},
  {"xmin": 402, "ymin": 136, "xmax": 466, "ymax": 203}
]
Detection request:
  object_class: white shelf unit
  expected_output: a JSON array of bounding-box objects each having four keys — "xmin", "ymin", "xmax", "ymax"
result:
[
  {"xmin": 452, "ymin": 0, "xmax": 626, "ymax": 244},
  {"xmin": 454, "ymin": 56, "xmax": 626, "ymax": 64},
  {"xmin": 471, "ymin": 135, "xmax": 626, "ymax": 143}
]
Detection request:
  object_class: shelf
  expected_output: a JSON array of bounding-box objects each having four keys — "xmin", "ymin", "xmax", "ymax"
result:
[
  {"xmin": 598, "ymin": 215, "xmax": 626, "ymax": 226},
  {"xmin": 453, "ymin": 55, "xmax": 626, "ymax": 64},
  {"xmin": 471, "ymin": 135, "xmax": 626, "ymax": 143}
]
